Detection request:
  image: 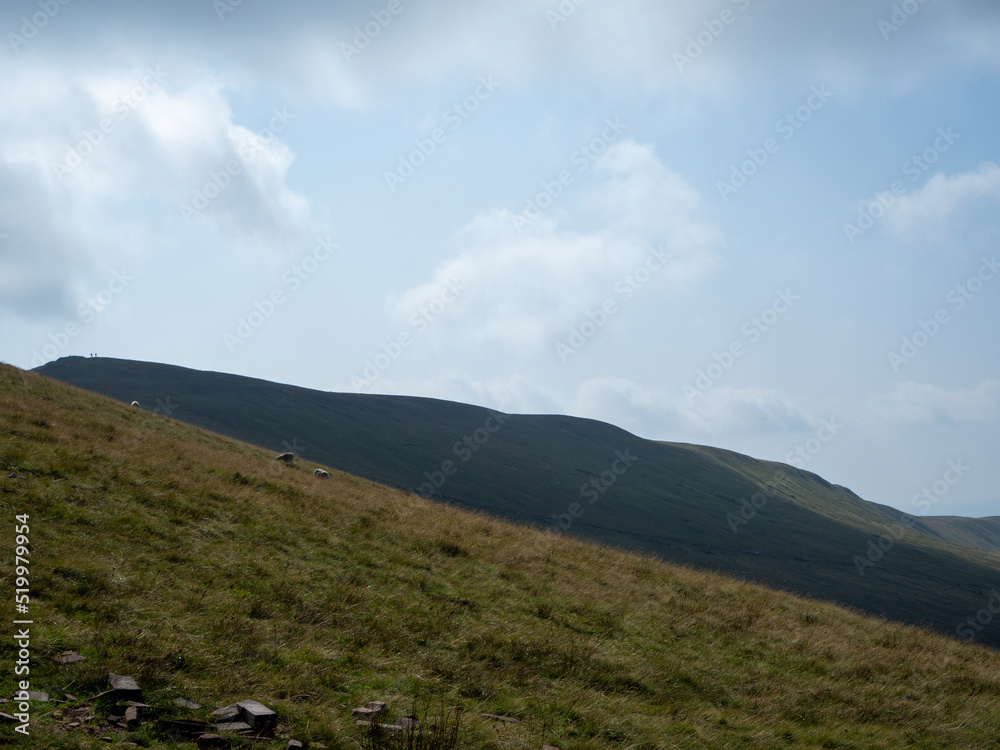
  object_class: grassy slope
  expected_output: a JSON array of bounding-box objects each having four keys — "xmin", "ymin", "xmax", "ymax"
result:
[
  {"xmin": 34, "ymin": 357, "xmax": 1000, "ymax": 649},
  {"xmin": 3, "ymin": 367, "xmax": 1000, "ymax": 749}
]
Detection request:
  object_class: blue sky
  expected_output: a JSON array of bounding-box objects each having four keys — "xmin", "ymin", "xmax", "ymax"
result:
[{"xmin": 2, "ymin": 0, "xmax": 998, "ymax": 517}]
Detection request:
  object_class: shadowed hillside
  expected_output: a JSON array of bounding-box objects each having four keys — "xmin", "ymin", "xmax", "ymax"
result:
[
  {"xmin": 5, "ymin": 362, "xmax": 1000, "ymax": 748},
  {"xmin": 35, "ymin": 355, "xmax": 1000, "ymax": 650}
]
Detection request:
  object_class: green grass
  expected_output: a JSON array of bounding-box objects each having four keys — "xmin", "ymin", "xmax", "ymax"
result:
[{"xmin": 4, "ymin": 363, "xmax": 1000, "ymax": 748}]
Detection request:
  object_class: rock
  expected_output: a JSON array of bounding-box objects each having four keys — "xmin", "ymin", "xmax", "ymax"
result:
[
  {"xmin": 286, "ymin": 741, "xmax": 305, "ymax": 750},
  {"xmin": 108, "ymin": 673, "xmax": 142, "ymax": 701},
  {"xmin": 100, "ymin": 737, "xmax": 113, "ymax": 743},
  {"xmin": 542, "ymin": 746, "xmax": 560, "ymax": 749},
  {"xmin": 481, "ymin": 713, "xmax": 520, "ymax": 723},
  {"xmin": 64, "ymin": 693, "xmax": 78, "ymax": 701},
  {"xmin": 175, "ymin": 697, "xmax": 202, "ymax": 709},
  {"xmin": 0, "ymin": 713, "xmax": 16, "ymax": 723},
  {"xmin": 236, "ymin": 699, "xmax": 277, "ymax": 731},
  {"xmin": 212, "ymin": 705, "xmax": 240, "ymax": 721},
  {"xmin": 394, "ymin": 716, "xmax": 418, "ymax": 729},
  {"xmin": 11, "ymin": 690, "xmax": 48, "ymax": 702},
  {"xmin": 352, "ymin": 700, "xmax": 387, "ymax": 719},
  {"xmin": 215, "ymin": 721, "xmax": 251, "ymax": 732},
  {"xmin": 159, "ymin": 718, "xmax": 211, "ymax": 740},
  {"xmin": 55, "ymin": 651, "xmax": 86, "ymax": 664},
  {"xmin": 196, "ymin": 734, "xmax": 231, "ymax": 750},
  {"xmin": 124, "ymin": 705, "xmax": 140, "ymax": 727}
]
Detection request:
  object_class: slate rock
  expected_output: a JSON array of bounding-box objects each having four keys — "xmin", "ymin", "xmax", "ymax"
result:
[
  {"xmin": 108, "ymin": 673, "xmax": 142, "ymax": 701},
  {"xmin": 55, "ymin": 651, "xmax": 86, "ymax": 664},
  {"xmin": 196, "ymin": 734, "xmax": 232, "ymax": 750},
  {"xmin": 481, "ymin": 713, "xmax": 519, "ymax": 723},
  {"xmin": 215, "ymin": 721, "xmax": 251, "ymax": 732},
  {"xmin": 236, "ymin": 699, "xmax": 277, "ymax": 730},
  {"xmin": 0, "ymin": 713, "xmax": 16, "ymax": 724},
  {"xmin": 286, "ymin": 741, "xmax": 305, "ymax": 750},
  {"xmin": 212, "ymin": 705, "xmax": 240, "ymax": 721},
  {"xmin": 175, "ymin": 697, "xmax": 202, "ymax": 709}
]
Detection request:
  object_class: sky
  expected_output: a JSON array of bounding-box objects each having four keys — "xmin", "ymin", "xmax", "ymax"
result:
[{"xmin": 1, "ymin": 0, "xmax": 998, "ymax": 518}]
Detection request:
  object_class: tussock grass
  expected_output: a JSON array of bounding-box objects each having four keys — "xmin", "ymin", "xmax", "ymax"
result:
[{"xmin": 2, "ymin": 363, "xmax": 1000, "ymax": 748}]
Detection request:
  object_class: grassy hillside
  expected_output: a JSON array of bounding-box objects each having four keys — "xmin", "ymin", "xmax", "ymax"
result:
[
  {"xmin": 35, "ymin": 356, "xmax": 1000, "ymax": 649},
  {"xmin": 4, "ymin": 365, "xmax": 1000, "ymax": 748}
]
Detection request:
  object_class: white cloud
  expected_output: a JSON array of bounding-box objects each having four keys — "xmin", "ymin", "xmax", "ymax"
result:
[
  {"xmin": 886, "ymin": 162, "xmax": 1000, "ymax": 240},
  {"xmin": 392, "ymin": 140, "xmax": 719, "ymax": 350},
  {"xmin": 867, "ymin": 379, "xmax": 1000, "ymax": 424},
  {"xmin": 0, "ymin": 67, "xmax": 314, "ymax": 319}
]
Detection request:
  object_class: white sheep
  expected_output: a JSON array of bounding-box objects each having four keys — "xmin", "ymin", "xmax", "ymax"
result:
[
  {"xmin": 314, "ymin": 469, "xmax": 330, "ymax": 479},
  {"xmin": 275, "ymin": 452, "xmax": 295, "ymax": 464},
  {"xmin": 130, "ymin": 401, "xmax": 140, "ymax": 408}
]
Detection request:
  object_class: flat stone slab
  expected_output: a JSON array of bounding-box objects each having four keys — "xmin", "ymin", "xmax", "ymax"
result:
[
  {"xmin": 55, "ymin": 651, "xmax": 86, "ymax": 664},
  {"xmin": 236, "ymin": 699, "xmax": 276, "ymax": 730},
  {"xmin": 481, "ymin": 713, "xmax": 520, "ymax": 723},
  {"xmin": 175, "ymin": 698, "xmax": 202, "ymax": 710},
  {"xmin": 108, "ymin": 674, "xmax": 142, "ymax": 700},
  {"xmin": 215, "ymin": 721, "xmax": 252, "ymax": 732},
  {"xmin": 212, "ymin": 705, "xmax": 240, "ymax": 721}
]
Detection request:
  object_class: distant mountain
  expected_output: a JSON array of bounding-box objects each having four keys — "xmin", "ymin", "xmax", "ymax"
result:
[{"xmin": 36, "ymin": 356, "xmax": 1000, "ymax": 647}]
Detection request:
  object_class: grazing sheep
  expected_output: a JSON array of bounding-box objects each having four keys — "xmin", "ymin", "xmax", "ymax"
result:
[
  {"xmin": 275, "ymin": 452, "xmax": 295, "ymax": 464},
  {"xmin": 314, "ymin": 469, "xmax": 330, "ymax": 479},
  {"xmin": 130, "ymin": 401, "xmax": 140, "ymax": 408}
]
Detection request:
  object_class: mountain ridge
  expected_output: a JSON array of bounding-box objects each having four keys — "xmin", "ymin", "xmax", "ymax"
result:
[{"xmin": 34, "ymin": 355, "xmax": 1000, "ymax": 648}]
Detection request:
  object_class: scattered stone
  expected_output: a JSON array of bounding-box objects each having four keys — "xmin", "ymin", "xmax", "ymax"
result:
[
  {"xmin": 108, "ymin": 673, "xmax": 142, "ymax": 701},
  {"xmin": 67, "ymin": 721, "xmax": 81, "ymax": 728},
  {"xmin": 286, "ymin": 741, "xmax": 305, "ymax": 750},
  {"xmin": 481, "ymin": 713, "xmax": 520, "ymax": 723},
  {"xmin": 394, "ymin": 716, "xmax": 418, "ymax": 729},
  {"xmin": 10, "ymin": 690, "xmax": 49, "ymax": 702},
  {"xmin": 55, "ymin": 650, "xmax": 86, "ymax": 664},
  {"xmin": 175, "ymin": 697, "xmax": 202, "ymax": 709},
  {"xmin": 159, "ymin": 718, "xmax": 211, "ymax": 740},
  {"xmin": 352, "ymin": 700, "xmax": 387, "ymax": 719},
  {"xmin": 215, "ymin": 721, "xmax": 251, "ymax": 732},
  {"xmin": 542, "ymin": 746, "xmax": 560, "ymax": 750},
  {"xmin": 196, "ymin": 734, "xmax": 232, "ymax": 750},
  {"xmin": 236, "ymin": 699, "xmax": 277, "ymax": 731},
  {"xmin": 212, "ymin": 705, "xmax": 240, "ymax": 722},
  {"xmin": 64, "ymin": 693, "xmax": 78, "ymax": 701},
  {"xmin": 124, "ymin": 705, "xmax": 140, "ymax": 728},
  {"xmin": 100, "ymin": 737, "xmax": 113, "ymax": 743},
  {"xmin": 0, "ymin": 713, "xmax": 16, "ymax": 723}
]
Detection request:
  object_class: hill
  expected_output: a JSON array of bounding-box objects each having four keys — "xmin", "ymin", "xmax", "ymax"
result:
[
  {"xmin": 34, "ymin": 355, "xmax": 1000, "ymax": 650},
  {"xmin": 6, "ymin": 362, "xmax": 1000, "ymax": 747}
]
